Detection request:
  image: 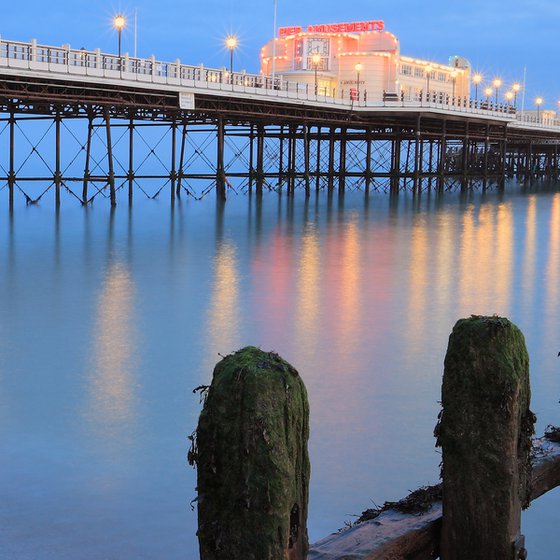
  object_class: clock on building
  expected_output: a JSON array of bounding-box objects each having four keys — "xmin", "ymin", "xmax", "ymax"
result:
[{"xmin": 306, "ymin": 38, "xmax": 329, "ymax": 70}]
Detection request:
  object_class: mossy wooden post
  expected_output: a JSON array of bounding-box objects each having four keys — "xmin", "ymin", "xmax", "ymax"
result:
[
  {"xmin": 192, "ymin": 347, "xmax": 310, "ymax": 560},
  {"xmin": 437, "ymin": 316, "xmax": 534, "ymax": 560}
]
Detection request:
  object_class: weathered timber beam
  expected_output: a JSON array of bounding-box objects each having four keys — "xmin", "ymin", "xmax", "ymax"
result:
[{"xmin": 308, "ymin": 437, "xmax": 560, "ymax": 560}]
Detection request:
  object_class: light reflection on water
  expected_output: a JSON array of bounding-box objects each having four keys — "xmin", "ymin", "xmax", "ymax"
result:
[
  {"xmin": 87, "ymin": 260, "xmax": 137, "ymax": 445},
  {"xmin": 0, "ymin": 186, "xmax": 559, "ymax": 559}
]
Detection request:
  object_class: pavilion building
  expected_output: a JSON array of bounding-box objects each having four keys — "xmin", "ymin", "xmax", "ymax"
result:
[{"xmin": 260, "ymin": 20, "xmax": 471, "ymax": 102}]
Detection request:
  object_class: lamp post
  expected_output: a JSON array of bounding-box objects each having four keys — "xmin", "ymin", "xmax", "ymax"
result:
[
  {"xmin": 312, "ymin": 52, "xmax": 321, "ymax": 96},
  {"xmin": 535, "ymin": 97, "xmax": 543, "ymax": 121},
  {"xmin": 355, "ymin": 63, "xmax": 363, "ymax": 102},
  {"xmin": 484, "ymin": 87, "xmax": 493, "ymax": 109},
  {"xmin": 505, "ymin": 91, "xmax": 514, "ymax": 108},
  {"xmin": 425, "ymin": 65, "xmax": 432, "ymax": 100},
  {"xmin": 472, "ymin": 73, "xmax": 482, "ymax": 101},
  {"xmin": 225, "ymin": 35, "xmax": 238, "ymax": 74},
  {"xmin": 492, "ymin": 78, "xmax": 502, "ymax": 105},
  {"xmin": 450, "ymin": 70, "xmax": 458, "ymax": 102},
  {"xmin": 512, "ymin": 82, "xmax": 521, "ymax": 108},
  {"xmin": 114, "ymin": 14, "xmax": 126, "ymax": 57}
]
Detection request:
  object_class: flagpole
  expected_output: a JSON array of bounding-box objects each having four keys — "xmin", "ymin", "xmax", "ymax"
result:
[
  {"xmin": 520, "ymin": 66, "xmax": 526, "ymax": 116},
  {"xmin": 134, "ymin": 8, "xmax": 138, "ymax": 58},
  {"xmin": 271, "ymin": 0, "xmax": 277, "ymax": 84}
]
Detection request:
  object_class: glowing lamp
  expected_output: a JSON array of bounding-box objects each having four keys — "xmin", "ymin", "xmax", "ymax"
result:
[
  {"xmin": 114, "ymin": 15, "xmax": 126, "ymax": 30},
  {"xmin": 225, "ymin": 36, "xmax": 238, "ymax": 50}
]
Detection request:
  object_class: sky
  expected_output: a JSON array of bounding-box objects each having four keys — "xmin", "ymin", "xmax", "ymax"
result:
[{"xmin": 2, "ymin": 0, "xmax": 560, "ymax": 109}]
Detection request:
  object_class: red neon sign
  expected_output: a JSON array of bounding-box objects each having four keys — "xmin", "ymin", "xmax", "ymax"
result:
[{"xmin": 278, "ymin": 20, "xmax": 385, "ymax": 37}]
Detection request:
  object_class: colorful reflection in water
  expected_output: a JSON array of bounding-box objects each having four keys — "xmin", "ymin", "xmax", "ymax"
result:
[{"xmin": 0, "ymin": 186, "xmax": 559, "ymax": 559}]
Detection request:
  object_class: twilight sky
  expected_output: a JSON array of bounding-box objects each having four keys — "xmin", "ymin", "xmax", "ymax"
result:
[{"xmin": 2, "ymin": 1, "xmax": 559, "ymax": 108}]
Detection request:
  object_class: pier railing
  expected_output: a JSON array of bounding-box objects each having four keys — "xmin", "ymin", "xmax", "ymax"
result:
[{"xmin": 1, "ymin": 36, "xmax": 554, "ymax": 127}]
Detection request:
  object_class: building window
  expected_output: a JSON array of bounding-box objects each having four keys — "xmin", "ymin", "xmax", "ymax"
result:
[
  {"xmin": 414, "ymin": 67, "xmax": 424, "ymax": 78},
  {"xmin": 401, "ymin": 64, "xmax": 412, "ymax": 76},
  {"xmin": 437, "ymin": 72, "xmax": 446, "ymax": 82}
]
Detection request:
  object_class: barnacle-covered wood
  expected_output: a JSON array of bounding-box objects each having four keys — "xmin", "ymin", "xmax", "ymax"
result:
[{"xmin": 194, "ymin": 347, "xmax": 310, "ymax": 560}]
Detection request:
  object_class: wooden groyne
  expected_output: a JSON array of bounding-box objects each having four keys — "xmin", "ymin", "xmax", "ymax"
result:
[{"xmin": 190, "ymin": 317, "xmax": 560, "ymax": 560}]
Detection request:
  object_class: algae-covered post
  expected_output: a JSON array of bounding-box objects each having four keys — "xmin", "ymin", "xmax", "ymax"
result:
[
  {"xmin": 189, "ymin": 347, "xmax": 310, "ymax": 560},
  {"xmin": 436, "ymin": 316, "xmax": 534, "ymax": 560}
]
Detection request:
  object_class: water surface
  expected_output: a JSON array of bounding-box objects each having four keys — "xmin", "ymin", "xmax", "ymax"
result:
[{"xmin": 1, "ymin": 185, "xmax": 559, "ymax": 558}]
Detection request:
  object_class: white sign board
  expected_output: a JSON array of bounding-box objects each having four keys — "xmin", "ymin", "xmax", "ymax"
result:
[{"xmin": 179, "ymin": 92, "xmax": 195, "ymax": 110}]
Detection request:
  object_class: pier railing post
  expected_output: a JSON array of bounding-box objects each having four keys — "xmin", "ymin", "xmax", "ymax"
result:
[
  {"xmin": 190, "ymin": 347, "xmax": 310, "ymax": 560},
  {"xmin": 437, "ymin": 316, "xmax": 534, "ymax": 560}
]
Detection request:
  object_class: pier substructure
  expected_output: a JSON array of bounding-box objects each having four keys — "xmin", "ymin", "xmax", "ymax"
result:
[{"xmin": 1, "ymin": 76, "xmax": 559, "ymax": 205}]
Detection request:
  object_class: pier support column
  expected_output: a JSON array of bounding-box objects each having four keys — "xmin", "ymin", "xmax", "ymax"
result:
[
  {"xmin": 365, "ymin": 127, "xmax": 372, "ymax": 192},
  {"xmin": 192, "ymin": 347, "xmax": 310, "ymax": 560},
  {"xmin": 413, "ymin": 117, "xmax": 422, "ymax": 194},
  {"xmin": 55, "ymin": 109, "xmax": 62, "ymax": 208},
  {"xmin": 461, "ymin": 122, "xmax": 470, "ymax": 191},
  {"xmin": 82, "ymin": 114, "xmax": 94, "ymax": 205},
  {"xmin": 128, "ymin": 116, "xmax": 135, "ymax": 204},
  {"xmin": 437, "ymin": 120, "xmax": 447, "ymax": 192},
  {"xmin": 428, "ymin": 139, "xmax": 434, "ymax": 190},
  {"xmin": 278, "ymin": 125, "xmax": 284, "ymax": 190},
  {"xmin": 526, "ymin": 142, "xmax": 533, "ymax": 182},
  {"xmin": 177, "ymin": 121, "xmax": 187, "ymax": 196},
  {"xmin": 171, "ymin": 118, "xmax": 177, "ymax": 202},
  {"xmin": 248, "ymin": 124, "xmax": 255, "ymax": 193},
  {"xmin": 8, "ymin": 107, "xmax": 15, "ymax": 211},
  {"xmin": 288, "ymin": 125, "xmax": 297, "ymax": 195},
  {"xmin": 483, "ymin": 124, "xmax": 490, "ymax": 189},
  {"xmin": 315, "ymin": 126, "xmax": 322, "ymax": 192},
  {"xmin": 303, "ymin": 124, "xmax": 310, "ymax": 198},
  {"xmin": 338, "ymin": 127, "xmax": 347, "ymax": 192},
  {"xmin": 437, "ymin": 316, "xmax": 534, "ymax": 560},
  {"xmin": 104, "ymin": 107, "xmax": 116, "ymax": 207},
  {"xmin": 499, "ymin": 126, "xmax": 507, "ymax": 191},
  {"xmin": 256, "ymin": 124, "xmax": 265, "ymax": 196},
  {"xmin": 216, "ymin": 116, "xmax": 226, "ymax": 200},
  {"xmin": 390, "ymin": 134, "xmax": 401, "ymax": 194},
  {"xmin": 328, "ymin": 127, "xmax": 336, "ymax": 192}
]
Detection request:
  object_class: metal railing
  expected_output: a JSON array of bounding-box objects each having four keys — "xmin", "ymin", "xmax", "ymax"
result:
[{"xmin": 1, "ymin": 37, "xmax": 559, "ymax": 130}]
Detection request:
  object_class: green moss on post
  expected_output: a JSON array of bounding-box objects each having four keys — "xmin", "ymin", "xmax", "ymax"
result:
[
  {"xmin": 193, "ymin": 347, "xmax": 310, "ymax": 560},
  {"xmin": 437, "ymin": 316, "xmax": 534, "ymax": 560}
]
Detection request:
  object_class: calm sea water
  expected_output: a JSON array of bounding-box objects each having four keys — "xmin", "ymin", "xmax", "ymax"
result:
[{"xmin": 1, "ymin": 184, "xmax": 559, "ymax": 559}]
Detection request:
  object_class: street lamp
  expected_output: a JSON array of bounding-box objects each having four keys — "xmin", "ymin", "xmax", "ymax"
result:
[
  {"xmin": 114, "ymin": 14, "xmax": 126, "ymax": 57},
  {"xmin": 505, "ymin": 91, "xmax": 514, "ymax": 106},
  {"xmin": 225, "ymin": 35, "xmax": 238, "ymax": 74},
  {"xmin": 512, "ymin": 82, "xmax": 521, "ymax": 108},
  {"xmin": 472, "ymin": 73, "xmax": 482, "ymax": 101},
  {"xmin": 535, "ymin": 97, "xmax": 543, "ymax": 121},
  {"xmin": 425, "ymin": 64, "xmax": 433, "ymax": 100},
  {"xmin": 492, "ymin": 78, "xmax": 502, "ymax": 105},
  {"xmin": 484, "ymin": 87, "xmax": 493, "ymax": 108},
  {"xmin": 355, "ymin": 63, "xmax": 363, "ymax": 102},
  {"xmin": 450, "ymin": 70, "xmax": 458, "ymax": 102},
  {"xmin": 312, "ymin": 52, "xmax": 321, "ymax": 96}
]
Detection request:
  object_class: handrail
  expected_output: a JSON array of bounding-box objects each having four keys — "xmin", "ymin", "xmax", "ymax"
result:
[{"xmin": 1, "ymin": 37, "xmax": 559, "ymax": 131}]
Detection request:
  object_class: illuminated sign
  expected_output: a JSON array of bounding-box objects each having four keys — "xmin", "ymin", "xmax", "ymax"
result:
[{"xmin": 278, "ymin": 20, "xmax": 385, "ymax": 37}]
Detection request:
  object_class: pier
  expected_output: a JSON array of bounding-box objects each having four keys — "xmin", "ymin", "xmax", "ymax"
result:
[{"xmin": 1, "ymin": 37, "xmax": 560, "ymax": 208}]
